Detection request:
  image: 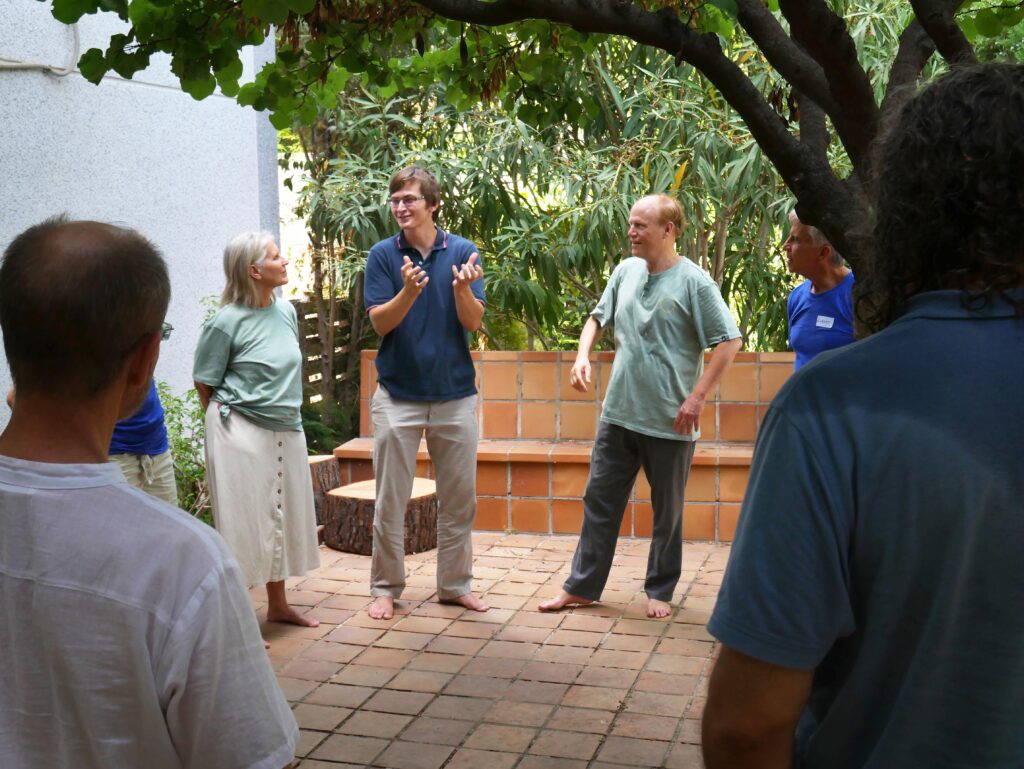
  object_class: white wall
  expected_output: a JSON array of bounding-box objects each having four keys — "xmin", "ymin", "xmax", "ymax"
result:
[{"xmin": 0, "ymin": 1, "xmax": 279, "ymax": 422}]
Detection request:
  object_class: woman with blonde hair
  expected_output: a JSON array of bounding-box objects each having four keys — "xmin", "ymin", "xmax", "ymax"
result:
[{"xmin": 193, "ymin": 232, "xmax": 320, "ymax": 629}]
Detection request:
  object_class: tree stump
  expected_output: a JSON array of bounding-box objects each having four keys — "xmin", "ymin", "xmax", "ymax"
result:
[
  {"xmin": 308, "ymin": 455, "xmax": 342, "ymax": 526},
  {"xmin": 322, "ymin": 478, "xmax": 438, "ymax": 556}
]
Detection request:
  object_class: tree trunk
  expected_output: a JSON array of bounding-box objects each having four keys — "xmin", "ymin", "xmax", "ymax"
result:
[
  {"xmin": 308, "ymin": 455, "xmax": 342, "ymax": 525},
  {"xmin": 322, "ymin": 478, "xmax": 438, "ymax": 555}
]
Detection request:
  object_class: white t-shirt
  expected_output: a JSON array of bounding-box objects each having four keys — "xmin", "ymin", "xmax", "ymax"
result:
[{"xmin": 0, "ymin": 456, "xmax": 297, "ymax": 769}]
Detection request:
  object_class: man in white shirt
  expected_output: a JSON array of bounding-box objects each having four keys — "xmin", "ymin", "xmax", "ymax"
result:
[{"xmin": 0, "ymin": 217, "xmax": 297, "ymax": 769}]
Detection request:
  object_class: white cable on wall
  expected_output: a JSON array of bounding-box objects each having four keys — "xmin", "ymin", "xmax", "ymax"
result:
[{"xmin": 0, "ymin": 23, "xmax": 79, "ymax": 77}]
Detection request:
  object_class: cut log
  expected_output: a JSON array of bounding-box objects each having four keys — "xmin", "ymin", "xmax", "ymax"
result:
[
  {"xmin": 322, "ymin": 478, "xmax": 437, "ymax": 556},
  {"xmin": 308, "ymin": 455, "xmax": 342, "ymax": 525}
]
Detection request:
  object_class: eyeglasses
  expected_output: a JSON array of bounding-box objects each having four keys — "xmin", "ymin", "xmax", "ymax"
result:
[
  {"xmin": 388, "ymin": 195, "xmax": 426, "ymax": 209},
  {"xmin": 160, "ymin": 322, "xmax": 173, "ymax": 341}
]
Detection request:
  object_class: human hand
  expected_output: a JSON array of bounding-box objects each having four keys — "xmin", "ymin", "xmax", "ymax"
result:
[
  {"xmin": 569, "ymin": 357, "xmax": 591, "ymax": 392},
  {"xmin": 452, "ymin": 252, "xmax": 483, "ymax": 292},
  {"xmin": 401, "ymin": 255, "xmax": 429, "ymax": 296},
  {"xmin": 673, "ymin": 392, "xmax": 705, "ymax": 435}
]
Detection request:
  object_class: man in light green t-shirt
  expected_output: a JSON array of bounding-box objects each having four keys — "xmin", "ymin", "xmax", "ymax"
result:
[{"xmin": 539, "ymin": 194, "xmax": 742, "ymax": 619}]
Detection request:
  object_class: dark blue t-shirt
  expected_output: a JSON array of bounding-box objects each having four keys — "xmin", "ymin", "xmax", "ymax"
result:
[
  {"xmin": 109, "ymin": 380, "xmax": 169, "ymax": 456},
  {"xmin": 709, "ymin": 290, "xmax": 1024, "ymax": 768},
  {"xmin": 788, "ymin": 272, "xmax": 855, "ymax": 370},
  {"xmin": 364, "ymin": 229, "xmax": 485, "ymax": 401}
]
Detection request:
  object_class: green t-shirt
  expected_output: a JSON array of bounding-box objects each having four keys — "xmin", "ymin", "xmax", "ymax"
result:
[
  {"xmin": 192, "ymin": 298, "xmax": 304, "ymax": 432},
  {"xmin": 593, "ymin": 257, "xmax": 740, "ymax": 441}
]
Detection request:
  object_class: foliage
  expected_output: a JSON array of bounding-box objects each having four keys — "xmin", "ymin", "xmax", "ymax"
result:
[
  {"xmin": 48, "ymin": 0, "xmax": 1024, "ymax": 270},
  {"xmin": 155, "ymin": 380, "xmax": 211, "ymax": 524},
  {"xmin": 295, "ymin": 37, "xmax": 800, "ymax": 350},
  {"xmin": 301, "ymin": 399, "xmax": 355, "ymax": 454}
]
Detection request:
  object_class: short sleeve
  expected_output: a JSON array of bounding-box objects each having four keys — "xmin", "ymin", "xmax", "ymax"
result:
[
  {"xmin": 707, "ymin": 404, "xmax": 856, "ymax": 670},
  {"xmin": 591, "ymin": 265, "xmax": 622, "ymax": 327},
  {"xmin": 690, "ymin": 279, "xmax": 741, "ymax": 349},
  {"xmin": 364, "ymin": 245, "xmax": 397, "ymax": 311},
  {"xmin": 159, "ymin": 560, "xmax": 297, "ymax": 769},
  {"xmin": 192, "ymin": 323, "xmax": 231, "ymax": 388},
  {"xmin": 280, "ymin": 299, "xmax": 300, "ymax": 342}
]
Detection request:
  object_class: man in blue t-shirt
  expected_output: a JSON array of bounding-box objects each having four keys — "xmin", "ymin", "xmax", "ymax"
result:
[
  {"xmin": 109, "ymin": 379, "xmax": 177, "ymax": 506},
  {"xmin": 784, "ymin": 210, "xmax": 855, "ymax": 370},
  {"xmin": 362, "ymin": 166, "xmax": 488, "ymax": 621},
  {"xmin": 703, "ymin": 64, "xmax": 1024, "ymax": 768}
]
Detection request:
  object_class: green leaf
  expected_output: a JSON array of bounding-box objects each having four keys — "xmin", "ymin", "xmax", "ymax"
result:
[
  {"xmin": 180, "ymin": 74, "xmax": 217, "ymax": 100},
  {"xmin": 958, "ymin": 15, "xmax": 978, "ymax": 42},
  {"xmin": 240, "ymin": 0, "xmax": 289, "ymax": 26},
  {"xmin": 287, "ymin": 0, "xmax": 317, "ymax": 13},
  {"xmin": 236, "ymin": 82, "xmax": 260, "ymax": 107},
  {"xmin": 97, "ymin": 0, "xmax": 128, "ymax": 17},
  {"xmin": 51, "ymin": 0, "xmax": 100, "ymax": 24},
  {"xmin": 296, "ymin": 99, "xmax": 318, "ymax": 125},
  {"xmin": 269, "ymin": 109, "xmax": 294, "ymax": 130},
  {"xmin": 708, "ymin": 0, "xmax": 739, "ymax": 18},
  {"xmin": 77, "ymin": 48, "xmax": 108, "ymax": 84},
  {"xmin": 974, "ymin": 9, "xmax": 1003, "ymax": 38}
]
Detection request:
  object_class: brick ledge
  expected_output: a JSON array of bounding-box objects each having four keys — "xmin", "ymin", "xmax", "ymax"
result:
[{"xmin": 334, "ymin": 438, "xmax": 753, "ymax": 466}]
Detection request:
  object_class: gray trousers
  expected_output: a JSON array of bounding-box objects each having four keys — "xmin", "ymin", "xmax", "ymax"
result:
[
  {"xmin": 564, "ymin": 421, "xmax": 696, "ymax": 602},
  {"xmin": 370, "ymin": 386, "xmax": 478, "ymax": 601}
]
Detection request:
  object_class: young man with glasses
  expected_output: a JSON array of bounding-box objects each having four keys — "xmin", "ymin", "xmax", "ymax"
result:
[{"xmin": 363, "ymin": 165, "xmax": 488, "ymax": 620}]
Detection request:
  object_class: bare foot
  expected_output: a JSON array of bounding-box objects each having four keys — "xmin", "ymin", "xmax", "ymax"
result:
[
  {"xmin": 441, "ymin": 593, "xmax": 490, "ymax": 612},
  {"xmin": 266, "ymin": 605, "xmax": 320, "ymax": 627},
  {"xmin": 368, "ymin": 595, "xmax": 394, "ymax": 620},
  {"xmin": 263, "ymin": 640, "xmax": 271, "ymax": 650},
  {"xmin": 647, "ymin": 598, "xmax": 672, "ymax": 619},
  {"xmin": 538, "ymin": 590, "xmax": 595, "ymax": 612}
]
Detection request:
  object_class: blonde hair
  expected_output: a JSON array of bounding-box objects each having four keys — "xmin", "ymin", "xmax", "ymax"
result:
[
  {"xmin": 637, "ymin": 194, "xmax": 686, "ymax": 236},
  {"xmin": 221, "ymin": 231, "xmax": 277, "ymax": 307}
]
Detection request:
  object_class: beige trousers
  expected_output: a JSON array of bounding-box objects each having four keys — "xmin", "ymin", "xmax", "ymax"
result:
[
  {"xmin": 370, "ymin": 386, "xmax": 478, "ymax": 601},
  {"xmin": 110, "ymin": 450, "xmax": 179, "ymax": 508}
]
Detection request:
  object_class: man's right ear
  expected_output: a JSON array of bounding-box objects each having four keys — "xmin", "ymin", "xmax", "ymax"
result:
[{"xmin": 124, "ymin": 331, "xmax": 161, "ymax": 390}]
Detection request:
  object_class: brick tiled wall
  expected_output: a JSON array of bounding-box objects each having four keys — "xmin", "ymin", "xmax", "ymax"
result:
[{"xmin": 342, "ymin": 350, "xmax": 795, "ymax": 542}]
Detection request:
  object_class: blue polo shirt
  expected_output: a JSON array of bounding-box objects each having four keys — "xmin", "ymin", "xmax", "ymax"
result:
[
  {"xmin": 364, "ymin": 228, "xmax": 484, "ymax": 401},
  {"xmin": 709, "ymin": 289, "xmax": 1024, "ymax": 768}
]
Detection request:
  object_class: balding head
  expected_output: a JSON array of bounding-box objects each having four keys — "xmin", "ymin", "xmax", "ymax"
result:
[
  {"xmin": 0, "ymin": 217, "xmax": 170, "ymax": 399},
  {"xmin": 635, "ymin": 194, "xmax": 686, "ymax": 236}
]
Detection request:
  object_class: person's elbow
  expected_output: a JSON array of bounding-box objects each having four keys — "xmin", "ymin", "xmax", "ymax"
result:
[
  {"xmin": 702, "ymin": 701, "xmax": 795, "ymax": 763},
  {"xmin": 367, "ymin": 307, "xmax": 387, "ymax": 337}
]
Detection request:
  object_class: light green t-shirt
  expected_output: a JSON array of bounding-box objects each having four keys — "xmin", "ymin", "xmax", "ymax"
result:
[
  {"xmin": 593, "ymin": 257, "xmax": 741, "ymax": 441},
  {"xmin": 192, "ymin": 298, "xmax": 304, "ymax": 432}
]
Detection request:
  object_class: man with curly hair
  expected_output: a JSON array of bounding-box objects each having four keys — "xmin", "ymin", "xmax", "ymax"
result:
[{"xmin": 704, "ymin": 63, "xmax": 1024, "ymax": 768}]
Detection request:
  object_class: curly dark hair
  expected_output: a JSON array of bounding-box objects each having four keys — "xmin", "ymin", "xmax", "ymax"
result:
[{"xmin": 856, "ymin": 63, "xmax": 1024, "ymax": 334}]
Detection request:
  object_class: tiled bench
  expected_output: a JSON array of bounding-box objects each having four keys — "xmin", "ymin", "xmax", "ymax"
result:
[
  {"xmin": 333, "ymin": 438, "xmax": 754, "ymax": 543},
  {"xmin": 330, "ymin": 349, "xmax": 793, "ymax": 543}
]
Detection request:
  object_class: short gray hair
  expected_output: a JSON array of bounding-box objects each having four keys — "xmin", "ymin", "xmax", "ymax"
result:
[
  {"xmin": 221, "ymin": 231, "xmax": 277, "ymax": 307},
  {"xmin": 788, "ymin": 210, "xmax": 843, "ymax": 267}
]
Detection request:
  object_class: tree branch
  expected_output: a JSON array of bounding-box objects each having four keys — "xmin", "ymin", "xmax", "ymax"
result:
[
  {"xmin": 778, "ymin": 0, "xmax": 879, "ymax": 173},
  {"xmin": 910, "ymin": 0, "xmax": 978, "ymax": 64},
  {"xmin": 797, "ymin": 91, "xmax": 829, "ymax": 161},
  {"xmin": 416, "ymin": 1, "xmax": 812, "ymax": 188},
  {"xmin": 879, "ymin": 18, "xmax": 935, "ymax": 122},
  {"xmin": 732, "ymin": 0, "xmax": 838, "ymax": 117},
  {"xmin": 413, "ymin": 0, "xmax": 861, "ymax": 262}
]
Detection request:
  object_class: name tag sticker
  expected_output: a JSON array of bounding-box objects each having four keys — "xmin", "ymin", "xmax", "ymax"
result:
[{"xmin": 816, "ymin": 315, "xmax": 835, "ymax": 329}]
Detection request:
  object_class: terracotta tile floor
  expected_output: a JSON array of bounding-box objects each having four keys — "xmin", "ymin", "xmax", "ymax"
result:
[{"xmin": 255, "ymin": 533, "xmax": 730, "ymax": 769}]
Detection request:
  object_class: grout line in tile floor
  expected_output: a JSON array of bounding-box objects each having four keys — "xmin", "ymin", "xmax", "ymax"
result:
[{"xmin": 252, "ymin": 533, "xmax": 728, "ymax": 769}]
